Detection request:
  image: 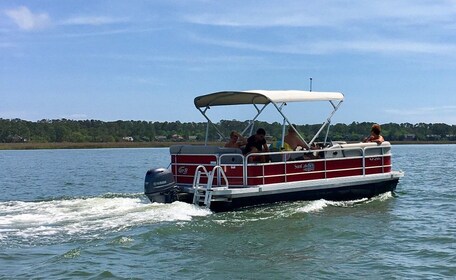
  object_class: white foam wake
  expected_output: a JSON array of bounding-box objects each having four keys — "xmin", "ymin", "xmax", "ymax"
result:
[
  {"xmin": 0, "ymin": 196, "xmax": 211, "ymax": 244},
  {"xmin": 297, "ymin": 199, "xmax": 331, "ymax": 213},
  {"xmin": 296, "ymin": 192, "xmax": 394, "ymax": 213}
]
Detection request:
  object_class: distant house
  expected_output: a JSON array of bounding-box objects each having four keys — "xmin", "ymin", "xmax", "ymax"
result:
[
  {"xmin": 426, "ymin": 134, "xmax": 441, "ymax": 141},
  {"xmin": 154, "ymin": 136, "xmax": 167, "ymax": 141},
  {"xmin": 7, "ymin": 135, "xmax": 27, "ymax": 143},
  {"xmin": 188, "ymin": 135, "xmax": 198, "ymax": 141},
  {"xmin": 172, "ymin": 134, "xmax": 184, "ymax": 141},
  {"xmin": 140, "ymin": 136, "xmax": 150, "ymax": 142},
  {"xmin": 404, "ymin": 134, "xmax": 416, "ymax": 141},
  {"xmin": 122, "ymin": 136, "xmax": 134, "ymax": 142}
]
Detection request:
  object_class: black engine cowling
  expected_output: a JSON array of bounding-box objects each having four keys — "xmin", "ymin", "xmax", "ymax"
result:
[{"xmin": 144, "ymin": 168, "xmax": 177, "ymax": 203}]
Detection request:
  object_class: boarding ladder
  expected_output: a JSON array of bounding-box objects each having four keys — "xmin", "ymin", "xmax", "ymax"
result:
[{"xmin": 192, "ymin": 165, "xmax": 229, "ymax": 208}]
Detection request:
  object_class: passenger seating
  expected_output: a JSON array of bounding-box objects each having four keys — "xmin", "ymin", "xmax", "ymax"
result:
[
  {"xmin": 325, "ymin": 141, "xmax": 391, "ymax": 158},
  {"xmin": 170, "ymin": 145, "xmax": 243, "ymax": 164}
]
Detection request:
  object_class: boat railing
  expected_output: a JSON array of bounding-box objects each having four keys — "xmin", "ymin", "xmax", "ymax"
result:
[
  {"xmin": 192, "ymin": 165, "xmax": 210, "ymax": 189},
  {"xmin": 172, "ymin": 143, "xmax": 392, "ymax": 187},
  {"xmin": 239, "ymin": 143, "xmax": 391, "ymax": 186}
]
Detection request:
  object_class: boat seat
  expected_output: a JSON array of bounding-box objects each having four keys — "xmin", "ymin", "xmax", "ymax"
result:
[
  {"xmin": 325, "ymin": 141, "xmax": 391, "ymax": 158},
  {"xmin": 218, "ymin": 147, "xmax": 244, "ymax": 164},
  {"xmin": 170, "ymin": 145, "xmax": 241, "ymax": 154},
  {"xmin": 220, "ymin": 154, "xmax": 244, "ymax": 164},
  {"xmin": 170, "ymin": 145, "xmax": 244, "ymax": 164}
]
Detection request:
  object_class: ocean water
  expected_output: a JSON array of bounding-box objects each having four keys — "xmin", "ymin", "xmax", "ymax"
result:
[{"xmin": 0, "ymin": 145, "xmax": 455, "ymax": 279}]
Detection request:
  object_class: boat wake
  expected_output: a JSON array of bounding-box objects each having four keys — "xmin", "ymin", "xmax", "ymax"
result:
[
  {"xmin": 297, "ymin": 191, "xmax": 394, "ymax": 213},
  {"xmin": 0, "ymin": 194, "xmax": 210, "ymax": 246},
  {"xmin": 211, "ymin": 192, "xmax": 395, "ymax": 226}
]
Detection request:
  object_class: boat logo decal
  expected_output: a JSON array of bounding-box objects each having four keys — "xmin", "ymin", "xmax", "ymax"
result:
[
  {"xmin": 178, "ymin": 166, "xmax": 188, "ymax": 175},
  {"xmin": 294, "ymin": 163, "xmax": 315, "ymax": 172},
  {"xmin": 368, "ymin": 157, "xmax": 381, "ymax": 161}
]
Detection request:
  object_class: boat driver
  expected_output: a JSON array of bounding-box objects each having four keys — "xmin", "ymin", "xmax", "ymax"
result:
[{"xmin": 243, "ymin": 128, "xmax": 269, "ymax": 162}]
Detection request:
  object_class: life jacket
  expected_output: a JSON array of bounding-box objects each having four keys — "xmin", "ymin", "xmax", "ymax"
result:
[{"xmin": 271, "ymin": 141, "xmax": 292, "ymax": 151}]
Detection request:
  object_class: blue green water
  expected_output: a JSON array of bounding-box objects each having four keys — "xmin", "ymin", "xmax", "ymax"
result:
[{"xmin": 0, "ymin": 146, "xmax": 455, "ymax": 279}]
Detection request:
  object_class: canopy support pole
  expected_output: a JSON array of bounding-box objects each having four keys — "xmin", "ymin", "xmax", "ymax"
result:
[
  {"xmin": 309, "ymin": 100, "xmax": 343, "ymax": 145},
  {"xmin": 240, "ymin": 103, "xmax": 269, "ymax": 137},
  {"xmin": 270, "ymin": 101, "xmax": 310, "ymax": 149},
  {"xmin": 198, "ymin": 106, "xmax": 226, "ymax": 145}
]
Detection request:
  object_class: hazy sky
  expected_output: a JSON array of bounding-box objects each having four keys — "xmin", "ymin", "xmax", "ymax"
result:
[{"xmin": 1, "ymin": 1, "xmax": 456, "ymax": 125}]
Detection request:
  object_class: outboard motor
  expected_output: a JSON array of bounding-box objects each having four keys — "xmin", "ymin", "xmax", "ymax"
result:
[{"xmin": 144, "ymin": 168, "xmax": 177, "ymax": 203}]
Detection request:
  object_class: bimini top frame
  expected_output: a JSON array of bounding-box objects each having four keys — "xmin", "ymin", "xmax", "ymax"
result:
[{"xmin": 194, "ymin": 90, "xmax": 344, "ymax": 147}]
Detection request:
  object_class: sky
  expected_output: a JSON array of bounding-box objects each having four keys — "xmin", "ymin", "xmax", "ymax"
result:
[{"xmin": 1, "ymin": 0, "xmax": 456, "ymax": 125}]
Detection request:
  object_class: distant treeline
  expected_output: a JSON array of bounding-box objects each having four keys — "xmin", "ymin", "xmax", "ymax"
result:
[{"xmin": 1, "ymin": 118, "xmax": 456, "ymax": 143}]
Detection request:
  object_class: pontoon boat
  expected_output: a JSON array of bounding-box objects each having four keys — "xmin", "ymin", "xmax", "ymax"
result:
[{"xmin": 144, "ymin": 90, "xmax": 404, "ymax": 212}]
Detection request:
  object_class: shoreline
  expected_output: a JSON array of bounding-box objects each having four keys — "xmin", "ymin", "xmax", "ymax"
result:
[
  {"xmin": 1, "ymin": 141, "xmax": 455, "ymax": 150},
  {"xmin": 0, "ymin": 141, "xmax": 222, "ymax": 150}
]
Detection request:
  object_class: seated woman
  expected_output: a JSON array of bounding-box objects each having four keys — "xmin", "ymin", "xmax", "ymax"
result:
[
  {"xmin": 225, "ymin": 131, "xmax": 247, "ymax": 148},
  {"xmin": 284, "ymin": 125, "xmax": 320, "ymax": 159},
  {"xmin": 284, "ymin": 126, "xmax": 307, "ymax": 150},
  {"xmin": 364, "ymin": 124, "xmax": 385, "ymax": 144}
]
